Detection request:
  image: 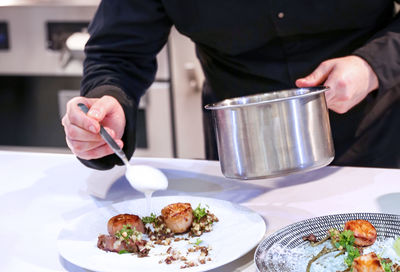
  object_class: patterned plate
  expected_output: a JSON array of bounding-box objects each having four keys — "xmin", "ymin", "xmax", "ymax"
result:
[{"xmin": 255, "ymin": 213, "xmax": 400, "ymax": 272}]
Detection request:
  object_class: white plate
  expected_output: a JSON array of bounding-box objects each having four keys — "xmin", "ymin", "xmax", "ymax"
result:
[{"xmin": 58, "ymin": 196, "xmax": 266, "ymax": 272}]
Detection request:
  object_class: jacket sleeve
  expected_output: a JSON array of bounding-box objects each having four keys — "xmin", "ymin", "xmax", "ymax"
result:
[
  {"xmin": 78, "ymin": 0, "xmax": 172, "ymax": 170},
  {"xmin": 353, "ymin": 3, "xmax": 400, "ymax": 96}
]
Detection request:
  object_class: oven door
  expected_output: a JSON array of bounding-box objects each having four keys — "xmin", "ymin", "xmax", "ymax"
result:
[{"xmin": 130, "ymin": 82, "xmax": 174, "ymax": 157}]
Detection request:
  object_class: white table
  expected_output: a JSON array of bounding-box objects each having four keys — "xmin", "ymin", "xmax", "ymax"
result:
[{"xmin": 0, "ymin": 150, "xmax": 399, "ymax": 272}]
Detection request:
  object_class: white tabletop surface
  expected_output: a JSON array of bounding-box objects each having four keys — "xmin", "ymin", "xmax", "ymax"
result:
[{"xmin": 0, "ymin": 150, "xmax": 399, "ymax": 272}]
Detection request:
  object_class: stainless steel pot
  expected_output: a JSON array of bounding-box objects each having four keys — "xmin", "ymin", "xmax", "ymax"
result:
[{"xmin": 205, "ymin": 87, "xmax": 334, "ymax": 179}]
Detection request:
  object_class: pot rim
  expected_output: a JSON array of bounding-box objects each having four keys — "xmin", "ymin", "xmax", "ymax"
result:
[{"xmin": 204, "ymin": 86, "xmax": 329, "ymax": 110}]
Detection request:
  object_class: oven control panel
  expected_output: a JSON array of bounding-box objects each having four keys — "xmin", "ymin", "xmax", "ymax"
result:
[{"xmin": 0, "ymin": 22, "xmax": 9, "ymax": 50}]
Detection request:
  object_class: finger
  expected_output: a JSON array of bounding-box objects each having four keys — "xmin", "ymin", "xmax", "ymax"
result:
[
  {"xmin": 67, "ymin": 139, "xmax": 106, "ymax": 154},
  {"xmin": 76, "ymin": 140, "xmax": 124, "ymax": 160},
  {"xmin": 323, "ymin": 76, "xmax": 336, "ymax": 104},
  {"xmin": 66, "ymin": 98, "xmax": 100, "ymax": 133},
  {"xmin": 87, "ymin": 95, "xmax": 119, "ymax": 122},
  {"xmin": 63, "ymin": 115, "xmax": 116, "ymax": 141},
  {"xmin": 75, "ymin": 143, "xmax": 114, "ymax": 160},
  {"xmin": 295, "ymin": 61, "xmax": 334, "ymax": 87},
  {"xmin": 324, "ymin": 75, "xmax": 352, "ymax": 114},
  {"xmin": 65, "ymin": 125, "xmax": 119, "ymax": 151},
  {"xmin": 65, "ymin": 122, "xmax": 116, "ymax": 142}
]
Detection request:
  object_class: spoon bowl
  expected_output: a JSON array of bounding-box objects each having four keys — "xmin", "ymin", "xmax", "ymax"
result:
[{"xmin": 125, "ymin": 164, "xmax": 168, "ymax": 193}]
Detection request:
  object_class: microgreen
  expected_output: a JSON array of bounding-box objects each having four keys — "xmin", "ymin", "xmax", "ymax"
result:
[
  {"xmin": 193, "ymin": 204, "xmax": 207, "ymax": 222},
  {"xmin": 194, "ymin": 238, "xmax": 202, "ymax": 246},
  {"xmin": 142, "ymin": 213, "xmax": 157, "ymax": 224},
  {"xmin": 336, "ymin": 230, "xmax": 359, "ymax": 268},
  {"xmin": 380, "ymin": 259, "xmax": 392, "ymax": 272},
  {"xmin": 115, "ymin": 224, "xmax": 136, "ymax": 242},
  {"xmin": 335, "ymin": 230, "xmax": 356, "ymax": 249},
  {"xmin": 329, "ymin": 229, "xmax": 360, "ymax": 269},
  {"xmin": 343, "ymin": 245, "xmax": 360, "ymax": 267},
  {"xmin": 189, "ymin": 238, "xmax": 203, "ymax": 246}
]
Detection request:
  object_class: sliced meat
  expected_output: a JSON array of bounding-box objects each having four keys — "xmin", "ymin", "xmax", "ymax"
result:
[{"xmin": 97, "ymin": 234, "xmax": 149, "ymax": 256}]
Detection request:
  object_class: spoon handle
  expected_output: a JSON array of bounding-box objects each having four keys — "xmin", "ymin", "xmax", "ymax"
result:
[{"xmin": 77, "ymin": 103, "xmax": 130, "ymax": 165}]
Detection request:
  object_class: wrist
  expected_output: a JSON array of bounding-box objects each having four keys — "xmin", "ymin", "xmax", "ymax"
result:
[{"xmin": 352, "ymin": 55, "xmax": 379, "ymax": 93}]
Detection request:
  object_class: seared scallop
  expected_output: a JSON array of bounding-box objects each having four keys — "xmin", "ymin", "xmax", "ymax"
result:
[
  {"xmin": 107, "ymin": 214, "xmax": 145, "ymax": 235},
  {"xmin": 344, "ymin": 219, "xmax": 377, "ymax": 247},
  {"xmin": 352, "ymin": 252, "xmax": 385, "ymax": 272},
  {"xmin": 161, "ymin": 203, "xmax": 193, "ymax": 233}
]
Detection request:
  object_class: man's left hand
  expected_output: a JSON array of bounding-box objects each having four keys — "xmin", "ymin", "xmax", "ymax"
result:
[{"xmin": 295, "ymin": 56, "xmax": 379, "ymax": 114}]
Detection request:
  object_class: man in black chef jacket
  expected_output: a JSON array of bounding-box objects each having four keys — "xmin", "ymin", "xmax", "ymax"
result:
[{"xmin": 62, "ymin": 0, "xmax": 400, "ymax": 169}]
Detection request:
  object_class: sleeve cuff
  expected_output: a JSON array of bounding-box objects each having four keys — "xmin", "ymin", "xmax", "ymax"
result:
[{"xmin": 352, "ymin": 21, "xmax": 400, "ymax": 95}]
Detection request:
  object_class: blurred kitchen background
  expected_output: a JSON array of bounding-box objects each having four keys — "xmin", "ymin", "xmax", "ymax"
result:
[{"xmin": 0, "ymin": 0, "xmax": 206, "ymax": 159}]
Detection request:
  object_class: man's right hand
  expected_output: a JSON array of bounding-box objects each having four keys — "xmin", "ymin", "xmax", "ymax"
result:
[{"xmin": 61, "ymin": 95, "xmax": 126, "ymax": 160}]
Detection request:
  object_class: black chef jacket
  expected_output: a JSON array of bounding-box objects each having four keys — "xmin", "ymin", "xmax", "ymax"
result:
[{"xmin": 80, "ymin": 0, "xmax": 400, "ymax": 170}]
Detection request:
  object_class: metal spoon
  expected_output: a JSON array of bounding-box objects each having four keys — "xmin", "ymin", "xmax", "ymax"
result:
[{"xmin": 77, "ymin": 103, "xmax": 168, "ymax": 194}]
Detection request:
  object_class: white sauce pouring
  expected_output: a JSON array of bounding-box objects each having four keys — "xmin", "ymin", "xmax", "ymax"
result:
[{"xmin": 125, "ymin": 164, "xmax": 168, "ymax": 214}]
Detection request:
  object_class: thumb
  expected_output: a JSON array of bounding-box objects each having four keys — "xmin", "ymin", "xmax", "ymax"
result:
[{"xmin": 296, "ymin": 61, "xmax": 334, "ymax": 87}]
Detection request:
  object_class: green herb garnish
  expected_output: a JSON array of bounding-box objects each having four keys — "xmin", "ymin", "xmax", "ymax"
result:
[
  {"xmin": 380, "ymin": 259, "xmax": 393, "ymax": 272},
  {"xmin": 193, "ymin": 238, "xmax": 202, "ymax": 246},
  {"xmin": 118, "ymin": 250, "xmax": 130, "ymax": 254},
  {"xmin": 344, "ymin": 245, "xmax": 360, "ymax": 267},
  {"xmin": 115, "ymin": 224, "xmax": 136, "ymax": 242},
  {"xmin": 335, "ymin": 230, "xmax": 356, "ymax": 250},
  {"xmin": 313, "ymin": 229, "xmax": 359, "ymax": 270},
  {"xmin": 142, "ymin": 213, "xmax": 157, "ymax": 224},
  {"xmin": 189, "ymin": 238, "xmax": 203, "ymax": 246},
  {"xmin": 332, "ymin": 230, "xmax": 360, "ymax": 268},
  {"xmin": 193, "ymin": 204, "xmax": 207, "ymax": 222}
]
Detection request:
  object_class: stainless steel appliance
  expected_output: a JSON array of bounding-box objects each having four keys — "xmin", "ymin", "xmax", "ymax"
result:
[
  {"xmin": 205, "ymin": 87, "xmax": 334, "ymax": 179},
  {"xmin": 0, "ymin": 1, "xmax": 175, "ymax": 157}
]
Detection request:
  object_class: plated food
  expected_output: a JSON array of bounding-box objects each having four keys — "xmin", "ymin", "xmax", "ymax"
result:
[
  {"xmin": 57, "ymin": 196, "xmax": 266, "ymax": 272},
  {"xmin": 98, "ymin": 214, "xmax": 149, "ymax": 257},
  {"xmin": 255, "ymin": 213, "xmax": 400, "ymax": 272},
  {"xmin": 303, "ymin": 219, "xmax": 399, "ymax": 271},
  {"xmin": 97, "ymin": 202, "xmax": 219, "ymax": 268}
]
